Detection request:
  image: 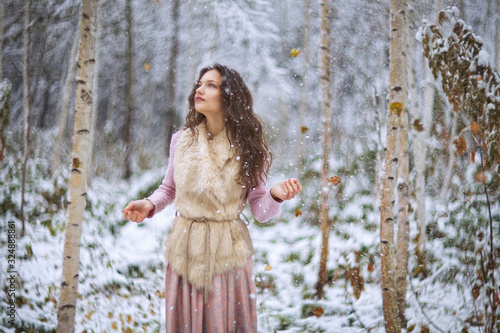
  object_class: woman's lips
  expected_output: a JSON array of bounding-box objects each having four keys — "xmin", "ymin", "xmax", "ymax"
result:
[{"xmin": 195, "ymin": 97, "xmax": 204, "ymax": 102}]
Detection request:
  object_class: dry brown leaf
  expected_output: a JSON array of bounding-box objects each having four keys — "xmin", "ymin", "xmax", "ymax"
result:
[
  {"xmin": 301, "ymin": 126, "xmax": 309, "ymax": 133},
  {"xmin": 474, "ymin": 171, "xmax": 485, "ymax": 183},
  {"xmin": 264, "ymin": 263, "xmax": 272, "ymax": 271},
  {"xmin": 470, "ymin": 121, "xmax": 481, "ymax": 136},
  {"xmin": 295, "ymin": 208, "xmax": 303, "ymax": 217},
  {"xmin": 312, "ymin": 307, "xmax": 324, "ymax": 317},
  {"xmin": 413, "ymin": 119, "xmax": 424, "ymax": 132},
  {"xmin": 327, "ymin": 176, "xmax": 341, "ymax": 186},
  {"xmin": 472, "ymin": 284, "xmax": 481, "ymax": 300},
  {"xmin": 144, "ymin": 63, "xmax": 151, "ymax": 71},
  {"xmin": 453, "ymin": 136, "xmax": 467, "ymax": 156}
]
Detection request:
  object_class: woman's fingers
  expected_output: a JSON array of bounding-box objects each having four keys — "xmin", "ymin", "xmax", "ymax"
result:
[
  {"xmin": 277, "ymin": 178, "xmax": 302, "ymax": 200},
  {"xmin": 122, "ymin": 201, "xmax": 148, "ymax": 223}
]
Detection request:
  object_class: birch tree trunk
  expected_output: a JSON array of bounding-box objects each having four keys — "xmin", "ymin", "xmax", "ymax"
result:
[
  {"xmin": 20, "ymin": 0, "xmax": 31, "ymax": 238},
  {"xmin": 380, "ymin": 0, "xmax": 407, "ymax": 331},
  {"xmin": 315, "ymin": 0, "xmax": 333, "ymax": 300},
  {"xmin": 414, "ymin": 1, "xmax": 437, "ymax": 272},
  {"xmin": 123, "ymin": 0, "xmax": 133, "ymax": 179},
  {"xmin": 0, "ymin": 80, "xmax": 11, "ymax": 163},
  {"xmin": 495, "ymin": 0, "xmax": 499, "ymax": 73},
  {"xmin": 164, "ymin": 0, "xmax": 180, "ymax": 158},
  {"xmin": 373, "ymin": 85, "xmax": 383, "ymax": 204},
  {"xmin": 88, "ymin": 0, "xmax": 102, "ymax": 185},
  {"xmin": 407, "ymin": 2, "xmax": 428, "ymax": 277},
  {"xmin": 53, "ymin": 25, "xmax": 80, "ymax": 174},
  {"xmin": 56, "ymin": 0, "xmax": 98, "ymax": 331},
  {"xmin": 395, "ymin": 71, "xmax": 409, "ymax": 327},
  {"xmin": 0, "ymin": 0, "xmax": 4, "ymax": 81}
]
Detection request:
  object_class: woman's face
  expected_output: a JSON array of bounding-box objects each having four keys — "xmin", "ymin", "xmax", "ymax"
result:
[{"xmin": 194, "ymin": 69, "xmax": 223, "ymax": 117}]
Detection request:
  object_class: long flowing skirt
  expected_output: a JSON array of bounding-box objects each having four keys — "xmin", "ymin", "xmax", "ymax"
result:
[{"xmin": 164, "ymin": 257, "xmax": 257, "ymax": 333}]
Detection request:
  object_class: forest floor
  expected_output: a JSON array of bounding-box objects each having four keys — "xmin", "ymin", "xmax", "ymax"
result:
[{"xmin": 0, "ymin": 165, "xmax": 492, "ymax": 333}]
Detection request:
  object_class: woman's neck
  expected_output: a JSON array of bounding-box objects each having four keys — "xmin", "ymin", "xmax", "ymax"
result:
[{"xmin": 205, "ymin": 113, "xmax": 225, "ymax": 137}]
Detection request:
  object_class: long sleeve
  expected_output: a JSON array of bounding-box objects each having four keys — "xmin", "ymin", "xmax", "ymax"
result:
[
  {"xmin": 146, "ymin": 131, "xmax": 180, "ymax": 218},
  {"xmin": 247, "ymin": 180, "xmax": 282, "ymax": 223}
]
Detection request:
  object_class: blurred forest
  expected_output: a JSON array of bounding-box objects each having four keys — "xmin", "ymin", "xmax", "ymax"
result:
[{"xmin": 0, "ymin": 0, "xmax": 499, "ymax": 332}]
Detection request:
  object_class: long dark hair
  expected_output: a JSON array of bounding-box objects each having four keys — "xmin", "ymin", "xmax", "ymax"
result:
[{"xmin": 184, "ymin": 64, "xmax": 272, "ymax": 189}]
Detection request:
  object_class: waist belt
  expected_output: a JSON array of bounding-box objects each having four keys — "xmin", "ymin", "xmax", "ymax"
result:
[{"xmin": 181, "ymin": 214, "xmax": 239, "ymax": 303}]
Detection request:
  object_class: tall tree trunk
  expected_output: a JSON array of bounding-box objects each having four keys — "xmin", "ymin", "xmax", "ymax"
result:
[
  {"xmin": 0, "ymin": 80, "xmax": 12, "ymax": 163},
  {"xmin": 0, "ymin": 0, "xmax": 4, "ymax": 81},
  {"xmin": 373, "ymin": 85, "xmax": 383, "ymax": 204},
  {"xmin": 315, "ymin": 0, "xmax": 333, "ymax": 300},
  {"xmin": 123, "ymin": 0, "xmax": 133, "ymax": 179},
  {"xmin": 164, "ymin": 0, "xmax": 180, "ymax": 158},
  {"xmin": 380, "ymin": 0, "xmax": 407, "ymax": 331},
  {"xmin": 53, "ymin": 25, "xmax": 80, "ymax": 174},
  {"xmin": 495, "ymin": 0, "xmax": 499, "ymax": 70},
  {"xmin": 88, "ymin": 0, "xmax": 102, "ymax": 185},
  {"xmin": 407, "ymin": 2, "xmax": 428, "ymax": 277},
  {"xmin": 298, "ymin": 0, "xmax": 312, "ymax": 168},
  {"xmin": 395, "ymin": 74, "xmax": 409, "ymax": 327},
  {"xmin": 32, "ymin": 9, "xmax": 50, "ymax": 129},
  {"xmin": 56, "ymin": 0, "xmax": 98, "ymax": 331},
  {"xmin": 413, "ymin": 1, "xmax": 438, "ymax": 273},
  {"xmin": 20, "ymin": 0, "xmax": 31, "ymax": 238}
]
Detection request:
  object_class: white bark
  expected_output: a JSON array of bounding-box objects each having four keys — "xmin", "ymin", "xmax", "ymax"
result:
[
  {"xmin": 0, "ymin": 0, "xmax": 4, "ymax": 81},
  {"xmin": 88, "ymin": 0, "xmax": 102, "ymax": 185},
  {"xmin": 53, "ymin": 24, "xmax": 80, "ymax": 174},
  {"xmin": 380, "ymin": 0, "xmax": 407, "ymax": 331},
  {"xmin": 56, "ymin": 0, "xmax": 98, "ymax": 331}
]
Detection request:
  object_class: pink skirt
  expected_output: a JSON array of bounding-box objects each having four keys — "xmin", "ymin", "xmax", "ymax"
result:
[{"xmin": 164, "ymin": 257, "xmax": 257, "ymax": 333}]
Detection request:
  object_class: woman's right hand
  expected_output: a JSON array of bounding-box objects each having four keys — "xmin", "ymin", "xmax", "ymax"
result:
[{"xmin": 122, "ymin": 199, "xmax": 154, "ymax": 223}]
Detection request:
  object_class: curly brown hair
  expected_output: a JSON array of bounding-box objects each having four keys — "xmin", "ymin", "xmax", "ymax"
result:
[{"xmin": 184, "ymin": 64, "xmax": 272, "ymax": 189}]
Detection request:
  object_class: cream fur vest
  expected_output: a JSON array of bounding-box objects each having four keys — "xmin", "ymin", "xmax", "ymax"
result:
[{"xmin": 164, "ymin": 121, "xmax": 253, "ymax": 298}]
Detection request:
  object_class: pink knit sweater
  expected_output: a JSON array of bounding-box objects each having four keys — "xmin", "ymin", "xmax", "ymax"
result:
[{"xmin": 147, "ymin": 131, "xmax": 282, "ymax": 222}]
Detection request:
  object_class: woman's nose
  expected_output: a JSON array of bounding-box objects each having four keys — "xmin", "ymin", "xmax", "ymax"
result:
[{"xmin": 196, "ymin": 85, "xmax": 204, "ymax": 94}]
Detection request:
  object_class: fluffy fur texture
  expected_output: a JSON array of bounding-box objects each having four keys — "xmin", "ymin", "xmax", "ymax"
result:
[{"xmin": 164, "ymin": 120, "xmax": 253, "ymax": 293}]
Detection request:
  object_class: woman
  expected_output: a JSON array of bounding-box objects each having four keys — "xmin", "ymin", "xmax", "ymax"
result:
[{"xmin": 122, "ymin": 64, "xmax": 302, "ymax": 332}]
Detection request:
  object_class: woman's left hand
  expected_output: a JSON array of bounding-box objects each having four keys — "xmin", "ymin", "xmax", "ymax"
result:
[{"xmin": 271, "ymin": 178, "xmax": 303, "ymax": 201}]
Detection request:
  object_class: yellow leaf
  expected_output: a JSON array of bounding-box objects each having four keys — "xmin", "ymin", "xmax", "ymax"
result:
[
  {"xmin": 144, "ymin": 63, "xmax": 151, "ymax": 71},
  {"xmin": 112, "ymin": 322, "xmax": 118, "ymax": 330},
  {"xmin": 290, "ymin": 48, "xmax": 301, "ymax": 57},
  {"xmin": 295, "ymin": 208, "xmax": 303, "ymax": 217},
  {"xmin": 108, "ymin": 312, "xmax": 113, "ymax": 318},
  {"xmin": 301, "ymin": 126, "xmax": 309, "ymax": 133},
  {"xmin": 126, "ymin": 314, "xmax": 132, "ymax": 324},
  {"xmin": 389, "ymin": 102, "xmax": 403, "ymax": 116},
  {"xmin": 327, "ymin": 176, "xmax": 341, "ymax": 186},
  {"xmin": 264, "ymin": 263, "xmax": 272, "ymax": 271},
  {"xmin": 312, "ymin": 307, "xmax": 324, "ymax": 317}
]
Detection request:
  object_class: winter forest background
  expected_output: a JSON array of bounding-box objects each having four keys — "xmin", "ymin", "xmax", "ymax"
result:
[{"xmin": 0, "ymin": 0, "xmax": 499, "ymax": 332}]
